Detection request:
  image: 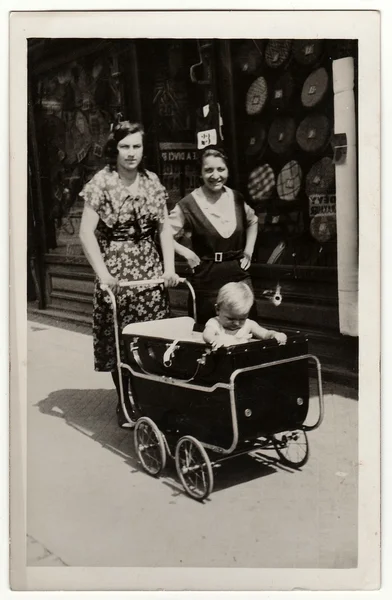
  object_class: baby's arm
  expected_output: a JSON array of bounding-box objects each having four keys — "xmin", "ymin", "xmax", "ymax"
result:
[
  {"xmin": 248, "ymin": 320, "xmax": 287, "ymax": 345},
  {"xmin": 203, "ymin": 319, "xmax": 224, "ymax": 349}
]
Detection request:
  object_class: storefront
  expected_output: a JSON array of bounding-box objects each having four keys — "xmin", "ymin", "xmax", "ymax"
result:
[{"xmin": 27, "ymin": 37, "xmax": 358, "ymax": 380}]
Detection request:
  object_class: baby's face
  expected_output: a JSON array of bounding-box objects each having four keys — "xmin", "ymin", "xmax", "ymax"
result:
[{"xmin": 217, "ymin": 307, "xmax": 248, "ymax": 332}]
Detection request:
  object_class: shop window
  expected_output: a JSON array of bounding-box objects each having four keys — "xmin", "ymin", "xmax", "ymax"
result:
[
  {"xmin": 30, "ymin": 41, "xmax": 125, "ymax": 257},
  {"xmin": 230, "ymin": 39, "xmax": 358, "ymax": 269}
]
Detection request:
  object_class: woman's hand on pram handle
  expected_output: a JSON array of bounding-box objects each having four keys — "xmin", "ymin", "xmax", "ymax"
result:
[
  {"xmin": 99, "ymin": 273, "xmax": 120, "ymax": 294},
  {"xmin": 163, "ymin": 271, "xmax": 181, "ymax": 288}
]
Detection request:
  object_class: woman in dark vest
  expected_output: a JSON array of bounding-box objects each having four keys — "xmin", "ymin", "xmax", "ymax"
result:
[{"xmin": 169, "ymin": 147, "xmax": 259, "ymax": 324}]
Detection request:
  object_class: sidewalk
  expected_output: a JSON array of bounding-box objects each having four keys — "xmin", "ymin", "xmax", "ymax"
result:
[{"xmin": 26, "ymin": 320, "xmax": 358, "ymax": 568}]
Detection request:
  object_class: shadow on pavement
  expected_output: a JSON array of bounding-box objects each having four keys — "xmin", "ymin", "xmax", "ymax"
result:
[
  {"xmin": 36, "ymin": 388, "xmax": 140, "ymax": 472},
  {"xmin": 36, "ymin": 387, "xmax": 303, "ymax": 497}
]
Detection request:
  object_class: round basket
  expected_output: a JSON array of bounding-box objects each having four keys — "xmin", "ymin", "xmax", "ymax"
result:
[
  {"xmin": 310, "ymin": 214, "xmax": 337, "ymax": 243},
  {"xmin": 305, "ymin": 157, "xmax": 335, "ymax": 196},
  {"xmin": 244, "ymin": 122, "xmax": 267, "ymax": 159},
  {"xmin": 245, "ymin": 76, "xmax": 268, "ymax": 115},
  {"xmin": 235, "ymin": 40, "xmax": 264, "ymax": 75},
  {"xmin": 268, "ymin": 117, "xmax": 296, "ymax": 155},
  {"xmin": 270, "ymin": 72, "xmax": 295, "ymax": 110},
  {"xmin": 265, "ymin": 39, "xmax": 292, "ymax": 68},
  {"xmin": 301, "ymin": 67, "xmax": 329, "ymax": 108},
  {"xmin": 292, "ymin": 39, "xmax": 325, "ymax": 67},
  {"xmin": 296, "ymin": 113, "xmax": 331, "ymax": 153},
  {"xmin": 276, "ymin": 160, "xmax": 302, "ymax": 201},
  {"xmin": 248, "ymin": 164, "xmax": 276, "ymax": 202}
]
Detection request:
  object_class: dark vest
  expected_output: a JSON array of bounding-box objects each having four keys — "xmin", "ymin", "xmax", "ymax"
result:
[{"xmin": 178, "ymin": 190, "xmax": 247, "ymax": 258}]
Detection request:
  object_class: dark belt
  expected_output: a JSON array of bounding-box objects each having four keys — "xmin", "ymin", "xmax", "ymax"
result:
[
  {"xmin": 200, "ymin": 250, "xmax": 243, "ymax": 263},
  {"xmin": 101, "ymin": 226, "xmax": 156, "ymax": 243}
]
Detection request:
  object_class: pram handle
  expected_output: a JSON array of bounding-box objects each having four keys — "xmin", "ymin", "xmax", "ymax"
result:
[{"xmin": 100, "ymin": 277, "xmax": 197, "ymax": 322}]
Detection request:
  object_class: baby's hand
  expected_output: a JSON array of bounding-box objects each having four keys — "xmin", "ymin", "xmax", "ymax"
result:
[
  {"xmin": 211, "ymin": 337, "xmax": 224, "ymax": 350},
  {"xmin": 274, "ymin": 332, "xmax": 287, "ymax": 345}
]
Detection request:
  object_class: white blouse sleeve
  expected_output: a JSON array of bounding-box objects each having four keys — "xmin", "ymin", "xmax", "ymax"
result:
[
  {"xmin": 168, "ymin": 203, "xmax": 186, "ymax": 238},
  {"xmin": 244, "ymin": 202, "xmax": 259, "ymax": 227}
]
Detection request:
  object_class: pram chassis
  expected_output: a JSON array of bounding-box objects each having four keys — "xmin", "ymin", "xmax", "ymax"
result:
[{"xmin": 102, "ymin": 279, "xmax": 324, "ymax": 501}]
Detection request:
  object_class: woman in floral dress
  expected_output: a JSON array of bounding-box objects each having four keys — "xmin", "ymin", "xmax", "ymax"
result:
[{"xmin": 79, "ymin": 121, "xmax": 179, "ymax": 428}]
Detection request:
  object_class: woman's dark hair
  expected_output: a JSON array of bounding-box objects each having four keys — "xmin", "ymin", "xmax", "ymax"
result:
[
  {"xmin": 198, "ymin": 146, "xmax": 229, "ymax": 172},
  {"xmin": 104, "ymin": 121, "xmax": 147, "ymax": 173}
]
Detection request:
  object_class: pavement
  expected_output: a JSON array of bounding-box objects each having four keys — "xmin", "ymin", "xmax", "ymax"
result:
[{"xmin": 26, "ymin": 319, "xmax": 358, "ymax": 568}]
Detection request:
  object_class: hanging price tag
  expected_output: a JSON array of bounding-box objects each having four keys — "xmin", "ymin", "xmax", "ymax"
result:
[{"xmin": 197, "ymin": 129, "xmax": 217, "ymax": 149}]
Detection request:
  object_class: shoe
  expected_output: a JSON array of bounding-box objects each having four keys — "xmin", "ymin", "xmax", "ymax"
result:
[{"xmin": 116, "ymin": 404, "xmax": 135, "ymax": 430}]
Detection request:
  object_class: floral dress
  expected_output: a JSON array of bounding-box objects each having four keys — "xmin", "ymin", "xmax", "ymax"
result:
[{"xmin": 80, "ymin": 166, "xmax": 170, "ymax": 371}]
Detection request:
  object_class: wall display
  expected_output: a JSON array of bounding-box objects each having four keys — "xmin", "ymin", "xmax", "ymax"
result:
[
  {"xmin": 245, "ymin": 76, "xmax": 268, "ymax": 115},
  {"xmin": 305, "ymin": 156, "xmax": 335, "ymax": 195},
  {"xmin": 292, "ymin": 39, "xmax": 325, "ymax": 67},
  {"xmin": 231, "ymin": 38, "xmax": 344, "ymax": 268},
  {"xmin": 296, "ymin": 113, "xmax": 331, "ymax": 153},
  {"xmin": 310, "ymin": 213, "xmax": 337, "ymax": 243},
  {"xmin": 276, "ymin": 160, "xmax": 302, "ymax": 201},
  {"xmin": 270, "ymin": 72, "xmax": 295, "ymax": 110},
  {"xmin": 264, "ymin": 39, "xmax": 292, "ymax": 69},
  {"xmin": 248, "ymin": 164, "xmax": 276, "ymax": 203},
  {"xmin": 244, "ymin": 122, "xmax": 267, "ymax": 161},
  {"xmin": 268, "ymin": 117, "xmax": 296, "ymax": 155},
  {"xmin": 301, "ymin": 67, "xmax": 329, "ymax": 108},
  {"xmin": 33, "ymin": 46, "xmax": 124, "ymax": 255},
  {"xmin": 235, "ymin": 40, "xmax": 264, "ymax": 75}
]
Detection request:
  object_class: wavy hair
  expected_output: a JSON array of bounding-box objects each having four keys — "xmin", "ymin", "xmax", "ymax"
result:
[
  {"xmin": 104, "ymin": 121, "xmax": 147, "ymax": 173},
  {"xmin": 199, "ymin": 147, "xmax": 229, "ymax": 171}
]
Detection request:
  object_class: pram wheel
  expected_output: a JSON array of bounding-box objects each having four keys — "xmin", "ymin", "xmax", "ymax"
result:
[
  {"xmin": 134, "ymin": 417, "xmax": 167, "ymax": 477},
  {"xmin": 175, "ymin": 436, "xmax": 214, "ymax": 501},
  {"xmin": 272, "ymin": 428, "xmax": 309, "ymax": 468}
]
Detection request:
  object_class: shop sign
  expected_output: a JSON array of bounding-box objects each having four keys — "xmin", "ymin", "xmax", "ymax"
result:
[
  {"xmin": 159, "ymin": 142, "xmax": 199, "ymax": 206},
  {"xmin": 309, "ymin": 194, "xmax": 336, "ymax": 216}
]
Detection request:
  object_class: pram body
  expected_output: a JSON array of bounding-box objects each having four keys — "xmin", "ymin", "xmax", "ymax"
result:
[{"xmin": 104, "ymin": 279, "xmax": 324, "ymax": 500}]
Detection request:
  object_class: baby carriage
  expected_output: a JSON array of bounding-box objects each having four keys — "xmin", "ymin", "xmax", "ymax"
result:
[{"xmin": 103, "ymin": 279, "xmax": 324, "ymax": 501}]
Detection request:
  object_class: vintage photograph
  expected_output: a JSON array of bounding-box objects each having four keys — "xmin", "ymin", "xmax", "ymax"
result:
[{"xmin": 9, "ymin": 8, "xmax": 380, "ymax": 593}]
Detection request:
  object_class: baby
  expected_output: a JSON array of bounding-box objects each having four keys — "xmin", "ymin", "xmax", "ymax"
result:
[{"xmin": 203, "ymin": 282, "xmax": 287, "ymax": 349}]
